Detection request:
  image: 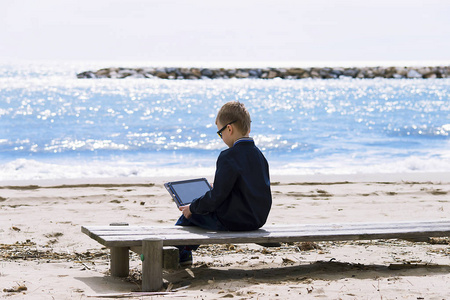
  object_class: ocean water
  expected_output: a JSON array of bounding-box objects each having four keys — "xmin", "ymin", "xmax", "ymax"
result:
[{"xmin": 0, "ymin": 62, "xmax": 449, "ymax": 180}]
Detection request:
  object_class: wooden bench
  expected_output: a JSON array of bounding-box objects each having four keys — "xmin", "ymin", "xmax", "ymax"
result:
[{"xmin": 81, "ymin": 220, "xmax": 450, "ymax": 291}]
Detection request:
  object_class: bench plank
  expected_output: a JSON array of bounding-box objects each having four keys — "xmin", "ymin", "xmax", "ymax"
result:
[
  {"xmin": 83, "ymin": 220, "xmax": 450, "ymax": 234},
  {"xmin": 82, "ymin": 221, "xmax": 450, "ymax": 248}
]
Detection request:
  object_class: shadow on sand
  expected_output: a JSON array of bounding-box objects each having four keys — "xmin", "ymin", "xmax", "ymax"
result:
[
  {"xmin": 77, "ymin": 260, "xmax": 450, "ymax": 293},
  {"xmin": 165, "ymin": 260, "xmax": 450, "ymax": 287}
]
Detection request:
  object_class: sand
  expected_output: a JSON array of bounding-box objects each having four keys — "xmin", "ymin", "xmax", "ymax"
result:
[{"xmin": 1, "ymin": 172, "xmax": 449, "ymax": 299}]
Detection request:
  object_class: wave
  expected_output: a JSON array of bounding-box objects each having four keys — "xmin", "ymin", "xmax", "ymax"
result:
[{"xmin": 2, "ymin": 153, "xmax": 450, "ymax": 181}]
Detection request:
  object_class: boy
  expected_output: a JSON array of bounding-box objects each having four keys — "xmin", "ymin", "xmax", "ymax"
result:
[{"xmin": 176, "ymin": 101, "xmax": 272, "ymax": 263}]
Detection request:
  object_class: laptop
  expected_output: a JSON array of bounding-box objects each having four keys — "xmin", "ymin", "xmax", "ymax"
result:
[{"xmin": 164, "ymin": 178, "xmax": 212, "ymax": 208}]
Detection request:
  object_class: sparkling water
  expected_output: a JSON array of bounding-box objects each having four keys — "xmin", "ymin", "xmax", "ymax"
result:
[{"xmin": 1, "ymin": 62, "xmax": 449, "ymax": 180}]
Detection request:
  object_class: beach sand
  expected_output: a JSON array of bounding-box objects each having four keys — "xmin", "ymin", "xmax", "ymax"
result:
[{"xmin": 1, "ymin": 172, "xmax": 449, "ymax": 299}]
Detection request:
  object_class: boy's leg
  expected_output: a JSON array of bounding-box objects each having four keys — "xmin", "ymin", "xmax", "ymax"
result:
[
  {"xmin": 175, "ymin": 213, "xmax": 227, "ymax": 264},
  {"xmin": 175, "ymin": 214, "xmax": 228, "ymax": 231},
  {"xmin": 174, "ymin": 215, "xmax": 199, "ymax": 254},
  {"xmin": 175, "ymin": 213, "xmax": 227, "ymax": 231},
  {"xmin": 175, "ymin": 213, "xmax": 228, "ymax": 251}
]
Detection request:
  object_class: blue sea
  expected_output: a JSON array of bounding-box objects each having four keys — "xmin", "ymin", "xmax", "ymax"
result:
[{"xmin": 0, "ymin": 62, "xmax": 449, "ymax": 180}]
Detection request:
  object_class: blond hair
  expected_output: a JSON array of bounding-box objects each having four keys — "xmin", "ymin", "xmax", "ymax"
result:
[{"xmin": 216, "ymin": 101, "xmax": 251, "ymax": 135}]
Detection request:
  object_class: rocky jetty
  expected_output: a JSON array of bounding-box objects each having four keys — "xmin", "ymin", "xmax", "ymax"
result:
[{"xmin": 77, "ymin": 66, "xmax": 450, "ymax": 79}]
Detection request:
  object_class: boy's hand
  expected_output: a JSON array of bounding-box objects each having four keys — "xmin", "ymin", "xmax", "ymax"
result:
[{"xmin": 179, "ymin": 205, "xmax": 192, "ymax": 219}]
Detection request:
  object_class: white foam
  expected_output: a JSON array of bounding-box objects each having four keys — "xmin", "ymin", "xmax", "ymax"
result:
[
  {"xmin": 270, "ymin": 154, "xmax": 450, "ymax": 176},
  {"xmin": 0, "ymin": 158, "xmax": 216, "ymax": 181},
  {"xmin": 2, "ymin": 153, "xmax": 450, "ymax": 181}
]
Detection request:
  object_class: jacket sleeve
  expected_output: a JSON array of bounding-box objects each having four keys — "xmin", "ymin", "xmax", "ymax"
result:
[{"xmin": 189, "ymin": 153, "xmax": 237, "ymax": 214}]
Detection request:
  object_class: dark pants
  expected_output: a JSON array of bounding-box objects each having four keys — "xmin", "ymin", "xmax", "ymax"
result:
[{"xmin": 175, "ymin": 213, "xmax": 228, "ymax": 251}]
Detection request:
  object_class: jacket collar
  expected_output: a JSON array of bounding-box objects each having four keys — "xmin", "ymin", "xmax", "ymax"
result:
[{"xmin": 233, "ymin": 137, "xmax": 254, "ymax": 147}]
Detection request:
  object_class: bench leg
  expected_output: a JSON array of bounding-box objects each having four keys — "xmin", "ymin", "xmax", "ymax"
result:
[
  {"xmin": 110, "ymin": 247, "xmax": 129, "ymax": 277},
  {"xmin": 163, "ymin": 246, "xmax": 179, "ymax": 270},
  {"xmin": 109, "ymin": 222, "xmax": 130, "ymax": 277},
  {"xmin": 142, "ymin": 238, "xmax": 163, "ymax": 292}
]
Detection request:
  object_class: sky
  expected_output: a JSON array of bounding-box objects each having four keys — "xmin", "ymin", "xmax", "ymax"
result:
[{"xmin": 0, "ymin": 0, "xmax": 449, "ymax": 64}]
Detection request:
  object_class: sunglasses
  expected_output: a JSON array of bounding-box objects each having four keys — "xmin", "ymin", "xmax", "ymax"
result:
[{"xmin": 217, "ymin": 120, "xmax": 237, "ymax": 138}]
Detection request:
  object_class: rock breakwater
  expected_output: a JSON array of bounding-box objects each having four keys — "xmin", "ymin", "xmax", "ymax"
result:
[{"xmin": 77, "ymin": 66, "xmax": 450, "ymax": 79}]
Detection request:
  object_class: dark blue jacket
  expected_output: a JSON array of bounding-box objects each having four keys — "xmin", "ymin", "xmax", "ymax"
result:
[{"xmin": 189, "ymin": 138, "xmax": 272, "ymax": 231}]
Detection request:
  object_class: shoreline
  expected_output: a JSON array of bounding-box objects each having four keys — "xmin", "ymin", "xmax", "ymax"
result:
[{"xmin": 1, "ymin": 171, "xmax": 449, "ymax": 187}]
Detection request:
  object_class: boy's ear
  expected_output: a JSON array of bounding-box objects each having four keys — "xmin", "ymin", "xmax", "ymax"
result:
[{"xmin": 228, "ymin": 124, "xmax": 233, "ymax": 134}]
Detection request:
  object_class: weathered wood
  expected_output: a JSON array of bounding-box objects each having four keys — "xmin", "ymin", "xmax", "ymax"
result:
[
  {"xmin": 82, "ymin": 220, "xmax": 450, "ymax": 248},
  {"xmin": 109, "ymin": 222, "xmax": 130, "ymax": 277},
  {"xmin": 81, "ymin": 220, "xmax": 450, "ymax": 291},
  {"xmin": 163, "ymin": 246, "xmax": 179, "ymax": 269},
  {"xmin": 131, "ymin": 245, "xmax": 179, "ymax": 269},
  {"xmin": 141, "ymin": 238, "xmax": 163, "ymax": 292},
  {"xmin": 110, "ymin": 247, "xmax": 129, "ymax": 277}
]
